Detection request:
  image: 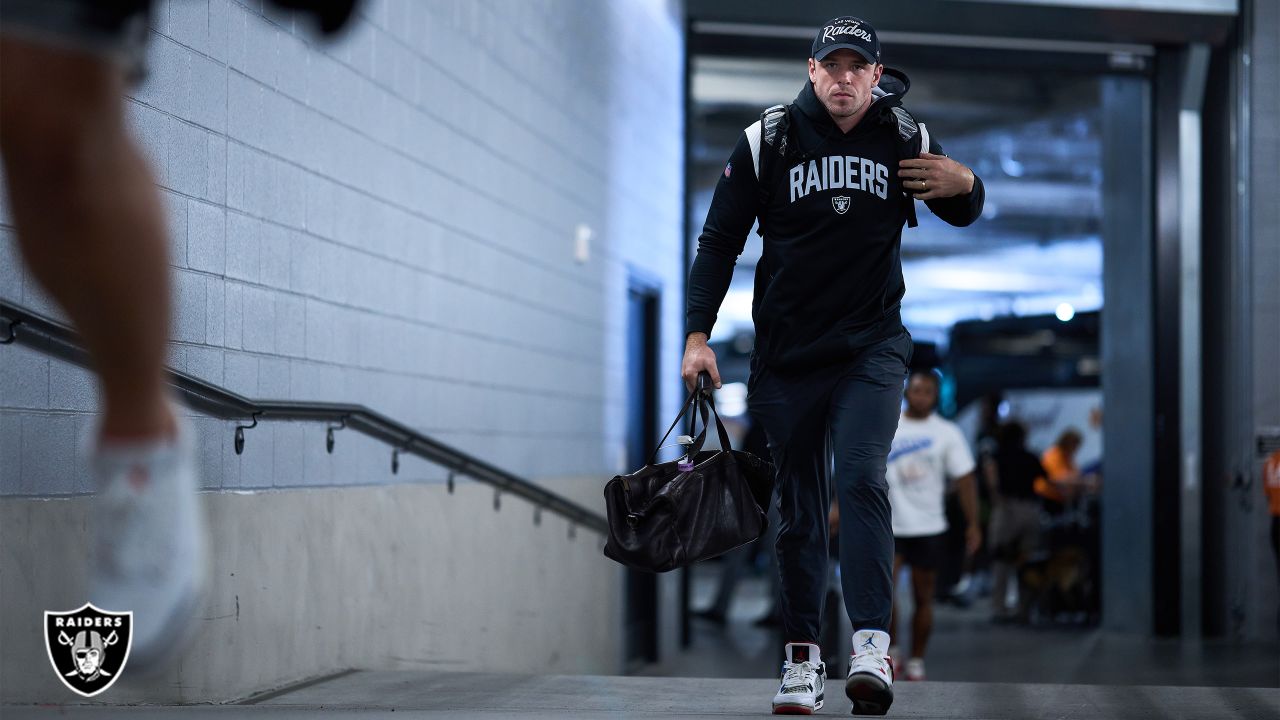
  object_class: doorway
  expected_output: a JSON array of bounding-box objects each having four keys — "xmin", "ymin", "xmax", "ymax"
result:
[{"xmin": 624, "ymin": 279, "xmax": 661, "ymax": 668}]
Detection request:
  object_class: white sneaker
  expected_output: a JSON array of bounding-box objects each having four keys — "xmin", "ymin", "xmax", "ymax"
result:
[
  {"xmin": 772, "ymin": 642, "xmax": 825, "ymax": 715},
  {"xmin": 904, "ymin": 657, "xmax": 925, "ymax": 681},
  {"xmin": 846, "ymin": 629, "xmax": 894, "ymax": 716},
  {"xmin": 89, "ymin": 416, "xmax": 207, "ymax": 672}
]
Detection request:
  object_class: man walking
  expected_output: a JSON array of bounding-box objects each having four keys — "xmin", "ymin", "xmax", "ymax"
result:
[
  {"xmin": 681, "ymin": 16, "xmax": 984, "ymax": 715},
  {"xmin": 885, "ymin": 372, "xmax": 980, "ymax": 682}
]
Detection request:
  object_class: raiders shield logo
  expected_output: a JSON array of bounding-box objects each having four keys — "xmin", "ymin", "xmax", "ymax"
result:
[
  {"xmin": 44, "ymin": 603, "xmax": 132, "ymax": 697},
  {"xmin": 832, "ymin": 196, "xmax": 851, "ymax": 214}
]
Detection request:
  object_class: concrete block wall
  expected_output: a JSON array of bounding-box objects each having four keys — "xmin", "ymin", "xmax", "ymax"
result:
[
  {"xmin": 0, "ymin": 0, "xmax": 685, "ymax": 491},
  {"xmin": 0, "ymin": 0, "xmax": 684, "ymax": 703}
]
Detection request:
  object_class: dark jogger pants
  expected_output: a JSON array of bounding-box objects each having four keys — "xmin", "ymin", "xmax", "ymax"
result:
[{"xmin": 747, "ymin": 331, "xmax": 912, "ymax": 644}]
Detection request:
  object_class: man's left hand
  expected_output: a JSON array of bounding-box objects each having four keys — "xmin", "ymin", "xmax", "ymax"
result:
[{"xmin": 899, "ymin": 152, "xmax": 975, "ymax": 200}]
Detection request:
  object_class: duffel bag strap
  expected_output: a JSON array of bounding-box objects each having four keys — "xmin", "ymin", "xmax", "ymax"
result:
[
  {"xmin": 649, "ymin": 385, "xmax": 707, "ymax": 466},
  {"xmin": 648, "ymin": 374, "xmax": 735, "ymax": 466},
  {"xmin": 699, "ymin": 391, "xmax": 734, "ymax": 453}
]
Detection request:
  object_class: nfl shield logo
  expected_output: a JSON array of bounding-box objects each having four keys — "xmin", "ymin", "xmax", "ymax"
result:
[
  {"xmin": 832, "ymin": 196, "xmax": 851, "ymax": 215},
  {"xmin": 44, "ymin": 603, "xmax": 133, "ymax": 697}
]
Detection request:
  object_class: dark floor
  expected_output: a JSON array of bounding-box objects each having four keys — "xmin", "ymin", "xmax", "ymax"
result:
[{"xmin": 639, "ymin": 563, "xmax": 1280, "ymax": 688}]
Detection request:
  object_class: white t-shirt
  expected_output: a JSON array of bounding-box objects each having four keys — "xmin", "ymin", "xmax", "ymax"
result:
[{"xmin": 887, "ymin": 413, "xmax": 976, "ymax": 537}]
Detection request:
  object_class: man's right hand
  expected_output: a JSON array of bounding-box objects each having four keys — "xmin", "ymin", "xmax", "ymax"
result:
[{"xmin": 681, "ymin": 332, "xmax": 722, "ymax": 392}]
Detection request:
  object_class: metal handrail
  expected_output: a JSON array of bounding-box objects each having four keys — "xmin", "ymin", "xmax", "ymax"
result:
[{"xmin": 0, "ymin": 298, "xmax": 606, "ymax": 535}]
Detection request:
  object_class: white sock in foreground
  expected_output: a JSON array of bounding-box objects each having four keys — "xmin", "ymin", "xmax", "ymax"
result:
[{"xmin": 846, "ymin": 629, "xmax": 894, "ymax": 716}]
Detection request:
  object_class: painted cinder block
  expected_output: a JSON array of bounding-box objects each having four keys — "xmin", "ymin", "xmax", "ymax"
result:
[
  {"xmin": 20, "ymin": 414, "xmax": 86, "ymax": 494},
  {"xmin": 0, "ymin": 345, "xmax": 50, "ymax": 411},
  {"xmin": 227, "ymin": 72, "xmax": 267, "ymax": 150},
  {"xmin": 174, "ymin": 344, "xmax": 226, "ymax": 388},
  {"xmin": 165, "ymin": 191, "xmax": 189, "ymax": 269},
  {"xmin": 193, "ymin": 416, "xmax": 228, "ymax": 490},
  {"xmin": 173, "ymin": 269, "xmax": 209, "ymax": 344},
  {"xmin": 225, "ymin": 210, "xmax": 261, "ymax": 283},
  {"xmin": 239, "ymin": 285, "xmax": 278, "ymax": 355},
  {"xmin": 257, "ymin": 355, "xmax": 291, "ymax": 398},
  {"xmin": 223, "ymin": 350, "xmax": 259, "ymax": 397},
  {"xmin": 0, "ymin": 412, "xmax": 23, "ymax": 494},
  {"xmin": 47, "ymin": 361, "xmax": 98, "ymax": 414},
  {"xmin": 188, "ymin": 200, "xmax": 228, "ymax": 275},
  {"xmin": 223, "ymin": 280, "xmax": 246, "ymax": 350},
  {"xmin": 271, "ymin": 422, "xmax": 306, "ymax": 487},
  {"xmin": 168, "ymin": 118, "xmax": 212, "ymax": 198},
  {"xmin": 273, "ymin": 293, "xmax": 307, "ymax": 358},
  {"xmin": 228, "ymin": 3, "xmax": 280, "ymax": 90},
  {"xmin": 2, "ymin": 0, "xmax": 685, "ymax": 497}
]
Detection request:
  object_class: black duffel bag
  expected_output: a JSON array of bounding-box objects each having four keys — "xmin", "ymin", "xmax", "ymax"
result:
[{"xmin": 602, "ymin": 377, "xmax": 775, "ymax": 573}]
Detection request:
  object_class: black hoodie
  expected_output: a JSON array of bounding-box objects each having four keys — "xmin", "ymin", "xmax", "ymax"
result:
[{"xmin": 687, "ymin": 73, "xmax": 984, "ymax": 372}]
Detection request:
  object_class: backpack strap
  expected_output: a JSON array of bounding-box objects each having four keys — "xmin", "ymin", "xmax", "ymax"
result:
[
  {"xmin": 753, "ymin": 104, "xmax": 791, "ymax": 237},
  {"xmin": 885, "ymin": 104, "xmax": 925, "ymax": 228},
  {"xmin": 753, "ymin": 100, "xmax": 927, "ymax": 231}
]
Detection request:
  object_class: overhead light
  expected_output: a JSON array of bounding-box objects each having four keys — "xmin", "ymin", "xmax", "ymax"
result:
[{"xmin": 1056, "ymin": 303, "xmax": 1076, "ymax": 322}]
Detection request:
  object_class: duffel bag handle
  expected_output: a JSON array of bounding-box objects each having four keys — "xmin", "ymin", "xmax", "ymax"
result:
[
  {"xmin": 696, "ymin": 370, "xmax": 713, "ymax": 393},
  {"xmin": 649, "ymin": 383, "xmax": 707, "ymax": 466},
  {"xmin": 648, "ymin": 372, "xmax": 734, "ymax": 467},
  {"xmin": 700, "ymin": 384, "xmax": 734, "ymax": 453}
]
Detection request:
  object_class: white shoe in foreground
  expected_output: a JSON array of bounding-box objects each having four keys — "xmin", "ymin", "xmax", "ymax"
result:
[
  {"xmin": 846, "ymin": 629, "xmax": 894, "ymax": 716},
  {"xmin": 773, "ymin": 642, "xmax": 825, "ymax": 715},
  {"xmin": 89, "ymin": 417, "xmax": 208, "ymax": 672}
]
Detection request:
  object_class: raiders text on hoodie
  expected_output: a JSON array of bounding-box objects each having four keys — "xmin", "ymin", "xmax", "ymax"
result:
[{"xmin": 686, "ymin": 76, "xmax": 984, "ymax": 372}]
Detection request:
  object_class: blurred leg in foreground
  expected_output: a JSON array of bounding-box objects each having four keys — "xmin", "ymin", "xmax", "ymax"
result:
[
  {"xmin": 0, "ymin": 0, "xmax": 359, "ymax": 670},
  {"xmin": 0, "ymin": 2, "xmax": 205, "ymax": 671}
]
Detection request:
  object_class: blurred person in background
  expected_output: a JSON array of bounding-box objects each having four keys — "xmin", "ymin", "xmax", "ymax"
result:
[
  {"xmin": 1035, "ymin": 428, "xmax": 1099, "ymax": 514},
  {"xmin": 882, "ymin": 371, "xmax": 979, "ymax": 681},
  {"xmin": 938, "ymin": 391, "xmax": 1005, "ymax": 606},
  {"xmin": 681, "ymin": 14, "xmax": 984, "ymax": 715},
  {"xmin": 0, "ymin": 0, "xmax": 356, "ymax": 670},
  {"xmin": 1266, "ymin": 450, "xmax": 1280, "ymax": 630},
  {"xmin": 986, "ymin": 421, "xmax": 1046, "ymax": 623}
]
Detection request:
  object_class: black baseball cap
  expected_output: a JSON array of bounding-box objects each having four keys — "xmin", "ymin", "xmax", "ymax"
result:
[{"xmin": 811, "ymin": 16, "xmax": 881, "ymax": 64}]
